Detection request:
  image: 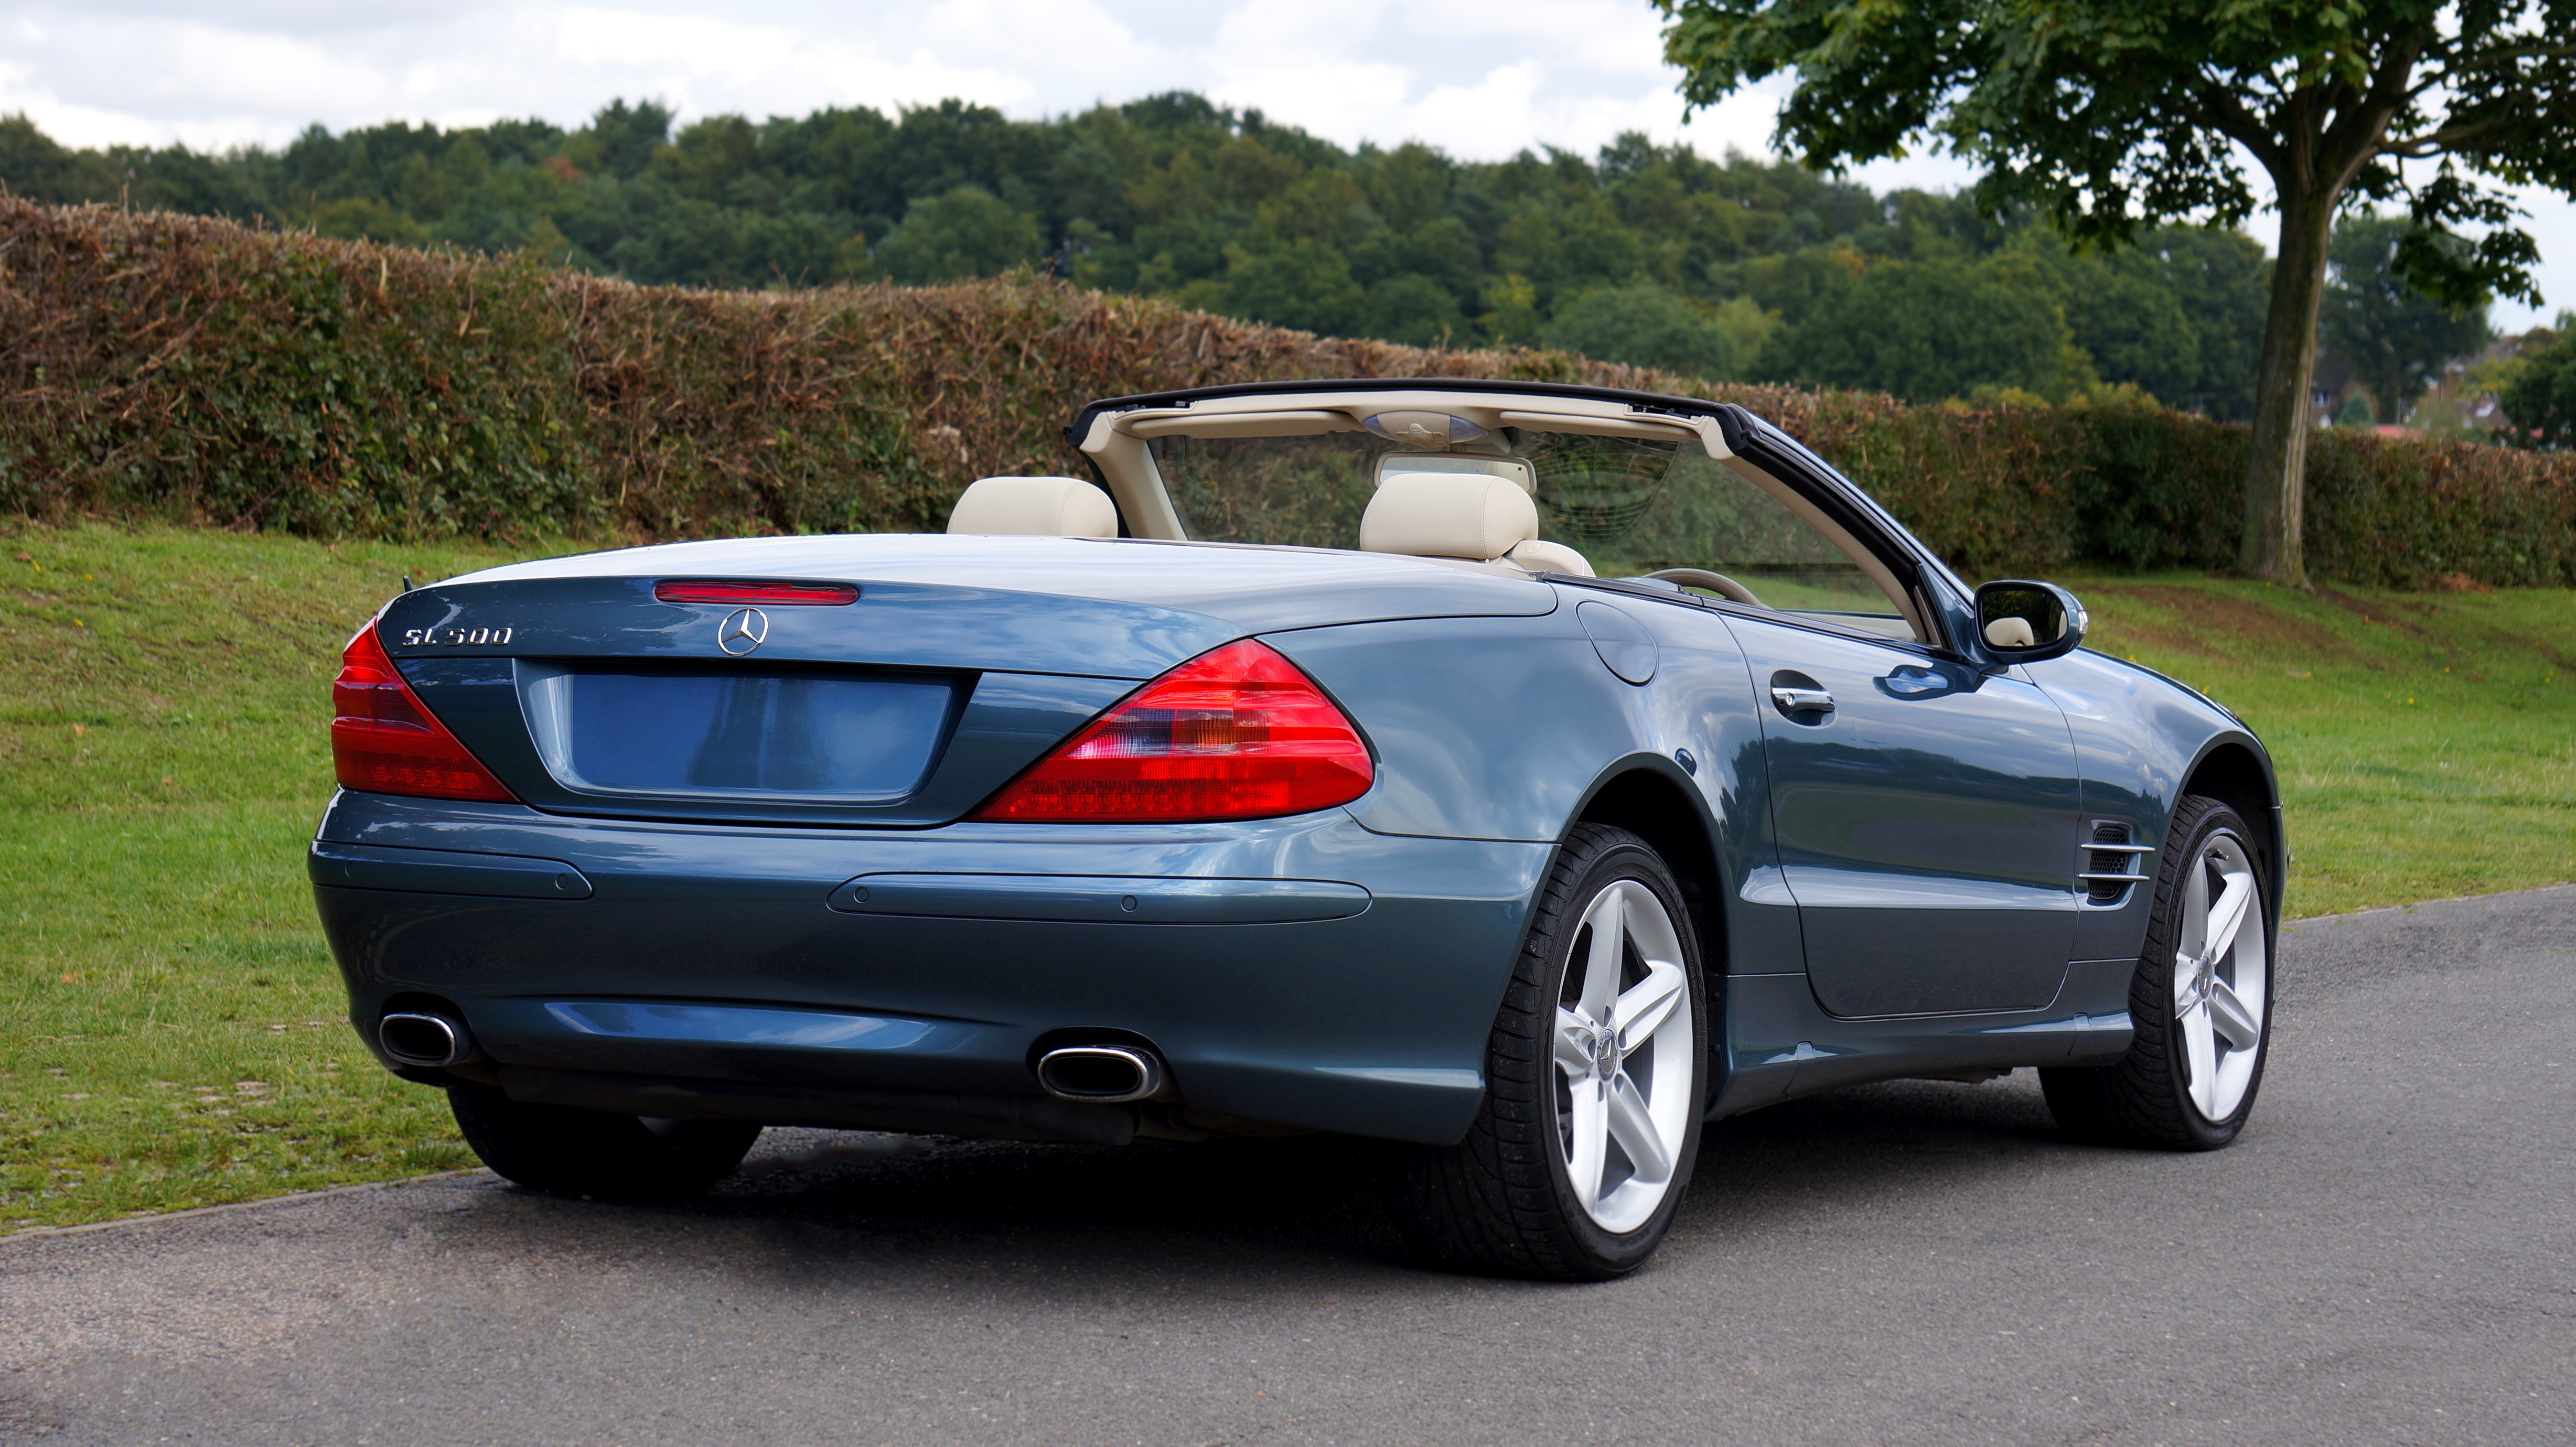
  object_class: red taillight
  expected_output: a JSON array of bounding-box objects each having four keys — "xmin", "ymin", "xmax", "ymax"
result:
[
  {"xmin": 653, "ymin": 580, "xmax": 859, "ymax": 606},
  {"xmin": 330, "ymin": 625, "xmax": 518, "ymax": 802},
  {"xmin": 972, "ymin": 639, "xmax": 1373, "ymax": 823}
]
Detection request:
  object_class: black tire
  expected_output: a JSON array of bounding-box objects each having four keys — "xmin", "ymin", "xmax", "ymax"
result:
[
  {"xmin": 2042, "ymin": 795, "xmax": 2274, "ymax": 1150},
  {"xmin": 448, "ymin": 1084, "xmax": 762, "ymax": 1201},
  {"xmin": 1381, "ymin": 824, "xmax": 1710, "ymax": 1280}
]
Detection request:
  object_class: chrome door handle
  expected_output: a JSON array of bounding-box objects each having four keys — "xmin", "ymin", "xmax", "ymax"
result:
[{"xmin": 1772, "ymin": 686, "xmax": 1834, "ymax": 713}]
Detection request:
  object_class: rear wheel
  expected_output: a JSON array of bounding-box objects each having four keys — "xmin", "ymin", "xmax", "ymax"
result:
[
  {"xmin": 2043, "ymin": 795, "xmax": 2273, "ymax": 1149},
  {"xmin": 1382, "ymin": 825, "xmax": 1708, "ymax": 1280},
  {"xmin": 449, "ymin": 1084, "xmax": 762, "ymax": 1200}
]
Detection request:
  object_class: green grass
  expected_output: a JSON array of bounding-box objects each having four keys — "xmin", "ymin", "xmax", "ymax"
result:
[
  {"xmin": 2071, "ymin": 574, "xmax": 2574, "ymax": 915},
  {"xmin": 1, "ymin": 524, "xmax": 541, "ymax": 1233},
  {"xmin": 1, "ymin": 524, "xmax": 2569, "ymax": 1232}
]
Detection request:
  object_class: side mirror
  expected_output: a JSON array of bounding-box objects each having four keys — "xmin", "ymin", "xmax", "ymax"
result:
[{"xmin": 1974, "ymin": 580, "xmax": 2088, "ymax": 664}]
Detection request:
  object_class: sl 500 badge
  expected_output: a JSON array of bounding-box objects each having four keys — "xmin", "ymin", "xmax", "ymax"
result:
[{"xmin": 400, "ymin": 626, "xmax": 514, "ymax": 646}]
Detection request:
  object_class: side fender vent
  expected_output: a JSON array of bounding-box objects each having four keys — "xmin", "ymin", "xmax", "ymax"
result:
[{"xmin": 2078, "ymin": 820, "xmax": 2153, "ymax": 906}]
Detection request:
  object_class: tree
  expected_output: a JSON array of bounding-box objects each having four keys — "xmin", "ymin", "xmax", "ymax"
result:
[
  {"xmin": 1220, "ymin": 239, "xmax": 1365, "ymax": 335},
  {"xmin": 1542, "ymin": 279, "xmax": 1765, "ymax": 380},
  {"xmin": 0, "ymin": 95, "xmax": 2295, "ymax": 393},
  {"xmin": 1778, "ymin": 255, "xmax": 2092, "ymax": 401},
  {"xmin": 2322, "ymin": 214, "xmax": 2494, "ymax": 425},
  {"xmin": 2499, "ymin": 325, "xmax": 2576, "ymax": 447},
  {"xmin": 0, "ymin": 114, "xmax": 117, "ymax": 202},
  {"xmin": 1361, "ymin": 273, "xmax": 1465, "ymax": 347},
  {"xmin": 1658, "ymin": 2, "xmax": 2576, "ymax": 585},
  {"xmin": 869, "ymin": 186, "xmax": 1040, "ymax": 285}
]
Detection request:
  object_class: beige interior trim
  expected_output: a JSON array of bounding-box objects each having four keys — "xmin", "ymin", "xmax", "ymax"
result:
[
  {"xmin": 1123, "ymin": 410, "xmax": 1361, "ymax": 439},
  {"xmin": 1493, "ymin": 410, "xmax": 1698, "ymax": 442},
  {"xmin": 1075, "ymin": 391, "xmax": 1926, "ymax": 636},
  {"xmin": 1076, "ymin": 418, "xmax": 1187, "ymax": 539}
]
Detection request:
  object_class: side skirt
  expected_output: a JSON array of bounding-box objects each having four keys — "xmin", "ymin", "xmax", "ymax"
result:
[{"xmin": 1708, "ymin": 958, "xmax": 2139, "ymax": 1118}]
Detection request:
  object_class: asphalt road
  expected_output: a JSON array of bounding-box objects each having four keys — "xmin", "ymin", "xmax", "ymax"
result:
[{"xmin": 4, "ymin": 887, "xmax": 2571, "ymax": 1446}]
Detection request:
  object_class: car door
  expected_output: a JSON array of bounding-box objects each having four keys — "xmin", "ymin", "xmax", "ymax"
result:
[{"xmin": 1720, "ymin": 610, "xmax": 2083, "ymax": 1017}]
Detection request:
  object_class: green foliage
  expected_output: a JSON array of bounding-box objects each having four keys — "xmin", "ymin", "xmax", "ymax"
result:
[
  {"xmin": 0, "ymin": 200, "xmax": 2567, "ymax": 591},
  {"xmin": 2336, "ymin": 393, "xmax": 2378, "ymax": 429},
  {"xmin": 0, "ymin": 100, "xmax": 2336, "ymax": 415},
  {"xmin": 2499, "ymin": 326, "xmax": 2576, "ymax": 450},
  {"xmin": 1774, "ymin": 253, "xmax": 2094, "ymax": 402},
  {"xmin": 1657, "ymin": 1, "xmax": 2574, "ymax": 301},
  {"xmin": 1360, "ymin": 272, "xmax": 1465, "ymax": 347},
  {"xmin": 2324, "ymin": 214, "xmax": 2495, "ymax": 425},
  {"xmin": 1221, "ymin": 238, "xmax": 1365, "ymax": 335},
  {"xmin": 870, "ymin": 186, "xmax": 1043, "ymax": 285},
  {"xmin": 0, "ymin": 209, "xmax": 597, "ymax": 537},
  {"xmin": 1541, "ymin": 282, "xmax": 1768, "ymax": 381},
  {"xmin": 1655, "ymin": 0, "xmax": 2573, "ymax": 579}
]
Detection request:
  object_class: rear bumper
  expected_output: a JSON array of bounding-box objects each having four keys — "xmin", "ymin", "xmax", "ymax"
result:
[{"xmin": 313, "ymin": 790, "xmax": 1549, "ymax": 1144}]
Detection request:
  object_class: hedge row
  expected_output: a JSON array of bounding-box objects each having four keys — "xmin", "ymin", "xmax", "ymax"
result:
[{"xmin": 3, "ymin": 199, "xmax": 2570, "ymax": 587}]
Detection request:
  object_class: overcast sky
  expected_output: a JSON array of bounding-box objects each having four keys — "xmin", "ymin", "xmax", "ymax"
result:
[{"xmin": 4, "ymin": 0, "xmax": 2568, "ymax": 328}]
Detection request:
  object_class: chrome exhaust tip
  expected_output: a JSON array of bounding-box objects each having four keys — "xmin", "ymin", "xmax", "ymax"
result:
[
  {"xmin": 1035, "ymin": 1045, "xmax": 1166, "ymax": 1104},
  {"xmin": 378, "ymin": 1011, "xmax": 474, "ymax": 1068}
]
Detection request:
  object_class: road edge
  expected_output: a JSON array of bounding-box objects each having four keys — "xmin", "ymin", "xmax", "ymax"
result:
[{"xmin": 0, "ymin": 1169, "xmax": 490, "ymax": 1249}]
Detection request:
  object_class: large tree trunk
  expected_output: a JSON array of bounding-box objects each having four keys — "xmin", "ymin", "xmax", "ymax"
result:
[{"xmin": 2241, "ymin": 186, "xmax": 2338, "ymax": 585}]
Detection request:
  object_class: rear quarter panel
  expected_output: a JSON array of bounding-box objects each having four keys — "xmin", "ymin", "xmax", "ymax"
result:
[{"xmin": 1264, "ymin": 593, "xmax": 1798, "ymax": 977}]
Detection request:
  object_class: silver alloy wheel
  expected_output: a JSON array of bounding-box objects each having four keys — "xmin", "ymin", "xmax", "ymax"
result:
[
  {"xmin": 1552, "ymin": 879, "xmax": 1696, "ymax": 1233},
  {"xmin": 2175, "ymin": 830, "xmax": 2267, "ymax": 1122}
]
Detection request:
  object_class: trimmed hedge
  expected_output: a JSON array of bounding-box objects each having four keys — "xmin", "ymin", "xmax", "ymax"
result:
[{"xmin": 3, "ymin": 199, "xmax": 2570, "ymax": 586}]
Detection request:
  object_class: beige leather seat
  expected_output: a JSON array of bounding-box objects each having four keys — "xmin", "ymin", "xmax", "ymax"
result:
[
  {"xmin": 1358, "ymin": 472, "xmax": 1593, "ymax": 576},
  {"xmin": 947, "ymin": 476, "xmax": 1118, "ymax": 537}
]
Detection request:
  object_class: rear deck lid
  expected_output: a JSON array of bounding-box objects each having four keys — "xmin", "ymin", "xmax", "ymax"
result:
[
  {"xmin": 378, "ymin": 573, "xmax": 1210, "ymax": 827},
  {"xmin": 375, "ymin": 534, "xmax": 1552, "ymax": 827}
]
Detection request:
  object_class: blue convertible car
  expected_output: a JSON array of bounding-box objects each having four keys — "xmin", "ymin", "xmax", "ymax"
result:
[{"xmin": 314, "ymin": 379, "xmax": 2280, "ymax": 1278}]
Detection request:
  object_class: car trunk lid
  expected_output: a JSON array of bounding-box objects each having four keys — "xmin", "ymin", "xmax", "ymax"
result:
[{"xmin": 375, "ymin": 536, "xmax": 1552, "ymax": 828}]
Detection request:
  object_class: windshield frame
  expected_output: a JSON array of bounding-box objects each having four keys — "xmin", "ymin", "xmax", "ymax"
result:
[{"xmin": 1068, "ymin": 380, "xmax": 1960, "ymax": 653}]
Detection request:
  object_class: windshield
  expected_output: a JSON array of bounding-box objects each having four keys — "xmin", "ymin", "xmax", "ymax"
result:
[{"xmin": 1147, "ymin": 426, "xmax": 1900, "ymax": 621}]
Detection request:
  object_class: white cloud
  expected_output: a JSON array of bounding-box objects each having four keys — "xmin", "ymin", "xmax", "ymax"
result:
[{"xmin": 1407, "ymin": 61, "xmax": 1550, "ymax": 156}]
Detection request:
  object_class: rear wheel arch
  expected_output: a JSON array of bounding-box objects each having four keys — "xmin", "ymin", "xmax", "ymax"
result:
[{"xmin": 1568, "ymin": 762, "xmax": 1726, "ymax": 975}]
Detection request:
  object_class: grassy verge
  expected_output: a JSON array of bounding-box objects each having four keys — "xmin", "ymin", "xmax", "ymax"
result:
[
  {"xmin": 2073, "ymin": 575, "xmax": 2573, "ymax": 915},
  {"xmin": 2, "ymin": 524, "xmax": 2569, "ymax": 1232},
  {"xmin": 1, "ymin": 525, "xmax": 536, "ymax": 1232}
]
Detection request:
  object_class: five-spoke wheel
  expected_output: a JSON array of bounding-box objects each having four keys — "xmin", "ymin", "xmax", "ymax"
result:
[
  {"xmin": 2044, "ymin": 794, "xmax": 2274, "ymax": 1149},
  {"xmin": 2172, "ymin": 827, "xmax": 2268, "ymax": 1122},
  {"xmin": 1552, "ymin": 879, "xmax": 1696, "ymax": 1233}
]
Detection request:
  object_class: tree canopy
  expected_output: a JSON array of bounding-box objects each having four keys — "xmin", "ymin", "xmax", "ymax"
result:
[
  {"xmin": 2323, "ymin": 215, "xmax": 2496, "ymax": 425},
  {"xmin": 1658, "ymin": 0, "xmax": 2576, "ymax": 583},
  {"xmin": 2501, "ymin": 321, "xmax": 2576, "ymax": 446},
  {"xmin": 0, "ymin": 96, "xmax": 2303, "ymax": 414}
]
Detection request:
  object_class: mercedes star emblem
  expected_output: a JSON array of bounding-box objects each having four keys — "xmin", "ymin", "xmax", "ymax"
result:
[{"xmin": 716, "ymin": 607, "xmax": 768, "ymax": 656}]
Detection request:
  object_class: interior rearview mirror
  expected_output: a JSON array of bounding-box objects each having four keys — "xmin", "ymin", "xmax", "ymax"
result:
[{"xmin": 1974, "ymin": 580, "xmax": 2087, "ymax": 663}]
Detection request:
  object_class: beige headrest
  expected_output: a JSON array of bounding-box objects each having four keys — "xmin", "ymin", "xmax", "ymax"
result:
[
  {"xmin": 1504, "ymin": 538, "xmax": 1593, "ymax": 577},
  {"xmin": 1359, "ymin": 473, "xmax": 1539, "ymax": 562},
  {"xmin": 1984, "ymin": 615, "xmax": 2037, "ymax": 648},
  {"xmin": 947, "ymin": 476, "xmax": 1118, "ymax": 537}
]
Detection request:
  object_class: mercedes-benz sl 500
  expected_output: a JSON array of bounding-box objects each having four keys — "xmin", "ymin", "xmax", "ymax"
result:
[{"xmin": 313, "ymin": 379, "xmax": 2281, "ymax": 1279}]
